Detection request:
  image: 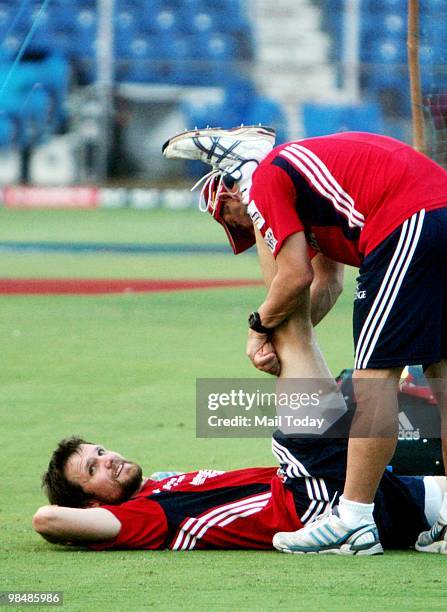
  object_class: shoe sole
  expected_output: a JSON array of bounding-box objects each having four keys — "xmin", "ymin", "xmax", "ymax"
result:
[
  {"xmin": 162, "ymin": 125, "xmax": 276, "ymax": 155},
  {"xmin": 274, "ymin": 542, "xmax": 384, "ymax": 556},
  {"xmin": 415, "ymin": 540, "xmax": 447, "ymax": 554}
]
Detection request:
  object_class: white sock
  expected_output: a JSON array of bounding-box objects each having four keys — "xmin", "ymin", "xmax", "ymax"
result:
[{"xmin": 338, "ymin": 495, "xmax": 375, "ymax": 528}]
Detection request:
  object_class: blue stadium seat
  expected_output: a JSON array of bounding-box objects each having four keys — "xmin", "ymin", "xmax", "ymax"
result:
[
  {"xmin": 0, "ymin": 2, "xmax": 12, "ymax": 38},
  {"xmin": 382, "ymin": 12, "xmax": 406, "ymax": 38},
  {"xmin": 115, "ymin": 5, "xmax": 139, "ymax": 40},
  {"xmin": 74, "ymin": 7, "xmax": 97, "ymax": 37},
  {"xmin": 29, "ymin": 2, "xmax": 54, "ymax": 30},
  {"xmin": 207, "ymin": 32, "xmax": 236, "ymax": 60},
  {"xmin": 164, "ymin": 35, "xmax": 198, "ymax": 85},
  {"xmin": 194, "ymin": 32, "xmax": 237, "ymax": 84},
  {"xmin": 302, "ymin": 101, "xmax": 385, "ymax": 137},
  {"xmin": 244, "ymin": 96, "xmax": 288, "ymax": 144},
  {"xmin": 364, "ymin": 38, "xmax": 406, "ymax": 93},
  {"xmin": 0, "ymin": 34, "xmax": 22, "ymax": 61},
  {"xmin": 151, "ymin": 9, "xmax": 179, "ymax": 35},
  {"xmin": 222, "ymin": 76, "xmax": 257, "ymax": 117},
  {"xmin": 118, "ymin": 36, "xmax": 161, "ymax": 83},
  {"xmin": 52, "ymin": 4, "xmax": 76, "ymax": 32},
  {"xmin": 185, "ymin": 11, "xmax": 215, "ymax": 35}
]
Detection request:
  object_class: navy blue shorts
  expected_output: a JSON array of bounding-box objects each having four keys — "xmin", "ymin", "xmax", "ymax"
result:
[
  {"xmin": 272, "ymin": 431, "xmax": 429, "ymax": 549},
  {"xmin": 353, "ymin": 207, "xmax": 447, "ymax": 369}
]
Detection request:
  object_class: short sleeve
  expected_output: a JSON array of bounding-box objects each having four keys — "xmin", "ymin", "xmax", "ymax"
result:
[
  {"xmin": 249, "ymin": 162, "xmax": 303, "ymax": 257},
  {"xmin": 90, "ymin": 497, "xmax": 168, "ymax": 550}
]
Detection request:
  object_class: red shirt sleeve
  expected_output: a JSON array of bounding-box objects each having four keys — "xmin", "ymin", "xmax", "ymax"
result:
[
  {"xmin": 90, "ymin": 497, "xmax": 168, "ymax": 550},
  {"xmin": 249, "ymin": 162, "xmax": 303, "ymax": 257}
]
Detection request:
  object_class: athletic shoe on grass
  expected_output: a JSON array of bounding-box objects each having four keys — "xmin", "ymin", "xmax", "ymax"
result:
[
  {"xmin": 273, "ymin": 507, "xmax": 383, "ymax": 556},
  {"xmin": 416, "ymin": 512, "xmax": 447, "ymax": 554}
]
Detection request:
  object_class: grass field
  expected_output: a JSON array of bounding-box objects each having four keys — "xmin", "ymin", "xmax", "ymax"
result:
[{"xmin": 1, "ymin": 208, "xmax": 445, "ymax": 612}]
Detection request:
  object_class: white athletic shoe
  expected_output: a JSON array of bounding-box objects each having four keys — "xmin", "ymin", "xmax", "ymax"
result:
[
  {"xmin": 273, "ymin": 508, "xmax": 383, "ymax": 556},
  {"xmin": 415, "ymin": 514, "xmax": 447, "ymax": 554},
  {"xmin": 162, "ymin": 125, "xmax": 276, "ymax": 182}
]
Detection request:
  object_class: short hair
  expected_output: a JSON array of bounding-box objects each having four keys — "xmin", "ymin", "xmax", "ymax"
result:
[{"xmin": 42, "ymin": 436, "xmax": 93, "ymax": 508}]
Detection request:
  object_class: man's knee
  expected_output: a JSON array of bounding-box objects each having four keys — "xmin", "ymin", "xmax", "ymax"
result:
[{"xmin": 350, "ymin": 368, "xmax": 401, "ymax": 437}]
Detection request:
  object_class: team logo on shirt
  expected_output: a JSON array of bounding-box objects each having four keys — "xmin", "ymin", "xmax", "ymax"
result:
[
  {"xmin": 264, "ymin": 228, "xmax": 278, "ymax": 253},
  {"xmin": 190, "ymin": 469, "xmax": 225, "ymax": 486},
  {"xmin": 247, "ymin": 200, "xmax": 265, "ymax": 229}
]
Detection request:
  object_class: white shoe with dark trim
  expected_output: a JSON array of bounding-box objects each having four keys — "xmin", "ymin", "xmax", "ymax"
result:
[
  {"xmin": 416, "ymin": 515, "xmax": 447, "ymax": 554},
  {"xmin": 273, "ymin": 508, "xmax": 383, "ymax": 556},
  {"xmin": 162, "ymin": 125, "xmax": 276, "ymax": 181}
]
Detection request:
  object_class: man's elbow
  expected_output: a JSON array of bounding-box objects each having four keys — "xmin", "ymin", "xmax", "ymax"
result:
[
  {"xmin": 314, "ymin": 276, "xmax": 343, "ymax": 302},
  {"xmin": 32, "ymin": 506, "xmax": 56, "ymax": 535},
  {"xmin": 291, "ymin": 270, "xmax": 314, "ymax": 294},
  {"xmin": 329, "ymin": 277, "xmax": 344, "ymax": 301}
]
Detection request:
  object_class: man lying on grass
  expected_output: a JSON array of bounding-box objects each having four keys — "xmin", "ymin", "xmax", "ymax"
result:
[{"xmin": 33, "ymin": 436, "xmax": 447, "ymax": 554}]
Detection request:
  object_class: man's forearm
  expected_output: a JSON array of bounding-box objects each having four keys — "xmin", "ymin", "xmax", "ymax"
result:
[
  {"xmin": 258, "ymin": 270, "xmax": 313, "ymax": 329},
  {"xmin": 32, "ymin": 505, "xmax": 121, "ymax": 544}
]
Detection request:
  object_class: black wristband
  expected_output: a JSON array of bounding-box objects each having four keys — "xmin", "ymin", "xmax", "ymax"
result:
[{"xmin": 248, "ymin": 311, "xmax": 270, "ymax": 334}]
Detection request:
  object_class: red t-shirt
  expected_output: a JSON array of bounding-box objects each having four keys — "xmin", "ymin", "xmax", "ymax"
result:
[
  {"xmin": 91, "ymin": 467, "xmax": 301, "ymax": 550},
  {"xmin": 250, "ymin": 132, "xmax": 447, "ymax": 265}
]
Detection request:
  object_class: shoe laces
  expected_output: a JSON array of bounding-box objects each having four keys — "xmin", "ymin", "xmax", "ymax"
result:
[
  {"xmin": 304, "ymin": 491, "xmax": 339, "ymax": 528},
  {"xmin": 191, "ymin": 168, "xmax": 241, "ymax": 215}
]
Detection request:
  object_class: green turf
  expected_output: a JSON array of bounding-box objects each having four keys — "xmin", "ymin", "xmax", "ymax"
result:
[
  {"xmin": 0, "ymin": 252, "xmax": 260, "ymax": 279},
  {"xmin": 0, "ymin": 208, "xmax": 225, "ymax": 244},
  {"xmin": 1, "ymin": 209, "xmax": 444, "ymax": 611}
]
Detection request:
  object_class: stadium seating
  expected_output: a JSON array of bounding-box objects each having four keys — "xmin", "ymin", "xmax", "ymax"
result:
[
  {"xmin": 117, "ymin": 35, "xmax": 162, "ymax": 83},
  {"xmin": 302, "ymin": 101, "xmax": 385, "ymax": 137},
  {"xmin": 45, "ymin": 0, "xmax": 253, "ymax": 88},
  {"xmin": 0, "ymin": 0, "xmax": 265, "ymax": 158},
  {"xmin": 320, "ymin": 0, "xmax": 447, "ymax": 123},
  {"xmin": 0, "ymin": 1, "xmax": 256, "ymax": 87}
]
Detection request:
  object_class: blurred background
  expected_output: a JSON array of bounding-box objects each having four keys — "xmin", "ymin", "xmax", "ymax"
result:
[{"xmin": 0, "ymin": 0, "xmax": 446, "ymax": 199}]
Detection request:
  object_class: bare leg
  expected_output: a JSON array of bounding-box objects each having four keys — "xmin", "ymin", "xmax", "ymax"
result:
[
  {"xmin": 424, "ymin": 359, "xmax": 447, "ymax": 474},
  {"xmin": 343, "ymin": 367, "xmax": 403, "ymax": 502},
  {"xmin": 255, "ymin": 228, "xmax": 333, "ymax": 380}
]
